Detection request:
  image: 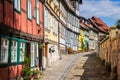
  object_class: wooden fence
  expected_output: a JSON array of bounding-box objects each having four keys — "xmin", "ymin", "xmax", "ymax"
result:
[{"xmin": 99, "ymin": 35, "xmax": 120, "ymax": 80}]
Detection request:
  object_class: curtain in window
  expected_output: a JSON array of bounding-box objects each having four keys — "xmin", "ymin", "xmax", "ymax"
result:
[
  {"xmin": 28, "ymin": 0, "xmax": 32, "ymax": 19},
  {"xmin": 11, "ymin": 40, "xmax": 17, "ymax": 62},
  {"xmin": 31, "ymin": 43, "xmax": 35, "ymax": 67},
  {"xmin": 0, "ymin": 38, "xmax": 9, "ymax": 63},
  {"xmin": 30, "ymin": 42, "xmax": 39, "ymax": 67},
  {"xmin": 36, "ymin": 0, "xmax": 40, "ymax": 24},
  {"xmin": 20, "ymin": 42, "xmax": 25, "ymax": 62}
]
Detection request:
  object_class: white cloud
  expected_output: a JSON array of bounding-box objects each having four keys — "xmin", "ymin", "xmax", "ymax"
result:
[{"xmin": 80, "ymin": 0, "xmax": 120, "ymax": 19}]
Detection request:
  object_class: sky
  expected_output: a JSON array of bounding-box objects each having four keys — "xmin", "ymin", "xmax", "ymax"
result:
[{"xmin": 80, "ymin": 0, "xmax": 120, "ymax": 27}]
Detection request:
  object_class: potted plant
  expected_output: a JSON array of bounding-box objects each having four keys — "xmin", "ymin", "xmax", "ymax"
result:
[
  {"xmin": 22, "ymin": 67, "xmax": 32, "ymax": 80},
  {"xmin": 31, "ymin": 69, "xmax": 41, "ymax": 79},
  {"xmin": 67, "ymin": 47, "xmax": 73, "ymax": 54},
  {"xmin": 39, "ymin": 43, "xmax": 45, "ymax": 48},
  {"xmin": 22, "ymin": 57, "xmax": 32, "ymax": 80},
  {"xmin": 22, "ymin": 57, "xmax": 44, "ymax": 80}
]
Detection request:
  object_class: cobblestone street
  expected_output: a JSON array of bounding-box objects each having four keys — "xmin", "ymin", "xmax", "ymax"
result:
[
  {"xmin": 42, "ymin": 53, "xmax": 81, "ymax": 80},
  {"xmin": 66, "ymin": 52, "xmax": 110, "ymax": 80},
  {"xmin": 42, "ymin": 52, "xmax": 110, "ymax": 80}
]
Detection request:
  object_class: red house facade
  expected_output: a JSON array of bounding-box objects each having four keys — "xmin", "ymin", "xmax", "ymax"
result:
[{"xmin": 0, "ymin": 0, "xmax": 44, "ymax": 80}]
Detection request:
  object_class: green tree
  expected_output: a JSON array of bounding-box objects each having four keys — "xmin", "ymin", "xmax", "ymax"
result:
[{"xmin": 116, "ymin": 19, "xmax": 120, "ymax": 29}]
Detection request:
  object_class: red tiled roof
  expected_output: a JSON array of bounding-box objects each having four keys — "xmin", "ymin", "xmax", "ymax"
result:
[
  {"xmin": 92, "ymin": 16, "xmax": 109, "ymax": 30},
  {"xmin": 90, "ymin": 19, "xmax": 106, "ymax": 33},
  {"xmin": 80, "ymin": 22, "xmax": 88, "ymax": 30},
  {"xmin": 85, "ymin": 22, "xmax": 93, "ymax": 28}
]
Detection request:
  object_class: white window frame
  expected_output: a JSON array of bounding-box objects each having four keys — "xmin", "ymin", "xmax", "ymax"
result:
[
  {"xmin": 14, "ymin": 0, "xmax": 21, "ymax": 12},
  {"xmin": 44, "ymin": 8, "xmax": 47, "ymax": 29},
  {"xmin": 0, "ymin": 38, "xmax": 9, "ymax": 64},
  {"xmin": 19, "ymin": 42, "xmax": 25, "ymax": 62},
  {"xmin": 55, "ymin": 18, "xmax": 58, "ymax": 35},
  {"xmin": 35, "ymin": 42, "xmax": 39, "ymax": 66},
  {"xmin": 27, "ymin": 0, "xmax": 32, "ymax": 20},
  {"xmin": 11, "ymin": 40, "xmax": 18, "ymax": 63},
  {"xmin": 31, "ymin": 43, "xmax": 35, "ymax": 67},
  {"xmin": 48, "ymin": 12, "xmax": 50, "ymax": 30},
  {"xmin": 53, "ymin": 17, "xmax": 55, "ymax": 33},
  {"xmin": 30, "ymin": 42, "xmax": 39, "ymax": 67},
  {"xmin": 36, "ymin": 0, "xmax": 40, "ymax": 25}
]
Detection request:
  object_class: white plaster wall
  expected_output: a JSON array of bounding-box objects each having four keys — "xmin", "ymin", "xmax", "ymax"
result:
[
  {"xmin": 73, "ymin": 46, "xmax": 78, "ymax": 51},
  {"xmin": 60, "ymin": 44, "xmax": 65, "ymax": 48},
  {"xmin": 47, "ymin": 44, "xmax": 59, "ymax": 66},
  {"xmin": 43, "ymin": 56, "xmax": 46, "ymax": 69}
]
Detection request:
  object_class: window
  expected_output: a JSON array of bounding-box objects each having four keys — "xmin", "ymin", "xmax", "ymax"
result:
[
  {"xmin": 36, "ymin": 0, "xmax": 40, "ymax": 25},
  {"xmin": 35, "ymin": 42, "xmax": 39, "ymax": 66},
  {"xmin": 30, "ymin": 42, "xmax": 39, "ymax": 67},
  {"xmin": 53, "ymin": 17, "xmax": 55, "ymax": 33},
  {"xmin": 14, "ymin": 0, "xmax": 21, "ymax": 12},
  {"xmin": 31, "ymin": 43, "xmax": 35, "ymax": 67},
  {"xmin": 11, "ymin": 40, "xmax": 18, "ymax": 63},
  {"xmin": 0, "ymin": 38, "xmax": 9, "ymax": 64},
  {"xmin": 27, "ymin": 0, "xmax": 32, "ymax": 19},
  {"xmin": 19, "ymin": 42, "xmax": 25, "ymax": 62},
  {"xmin": 55, "ymin": 19, "xmax": 57, "ymax": 34},
  {"xmin": 48, "ymin": 12, "xmax": 50, "ymax": 30},
  {"xmin": 53, "ymin": 17, "xmax": 58, "ymax": 35},
  {"xmin": 44, "ymin": 8, "xmax": 47, "ymax": 29},
  {"xmin": 44, "ymin": 8, "xmax": 50, "ymax": 30}
]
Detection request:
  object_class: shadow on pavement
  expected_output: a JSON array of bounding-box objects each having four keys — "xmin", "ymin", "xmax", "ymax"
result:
[{"xmin": 66, "ymin": 52, "xmax": 110, "ymax": 80}]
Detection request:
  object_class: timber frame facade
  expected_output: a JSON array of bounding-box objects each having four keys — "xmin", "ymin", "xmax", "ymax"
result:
[
  {"xmin": 43, "ymin": 0, "xmax": 60, "ymax": 68},
  {"xmin": 0, "ymin": 0, "xmax": 44, "ymax": 79},
  {"xmin": 64, "ymin": 0, "xmax": 82, "ymax": 51}
]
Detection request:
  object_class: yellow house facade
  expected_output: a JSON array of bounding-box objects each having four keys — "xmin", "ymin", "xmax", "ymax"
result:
[
  {"xmin": 43, "ymin": 0, "xmax": 60, "ymax": 69},
  {"xmin": 78, "ymin": 28, "xmax": 85, "ymax": 51}
]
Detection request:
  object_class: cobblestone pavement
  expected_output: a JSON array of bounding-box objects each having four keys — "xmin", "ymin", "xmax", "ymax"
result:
[
  {"xmin": 66, "ymin": 52, "xmax": 110, "ymax": 80},
  {"xmin": 42, "ymin": 52, "xmax": 90, "ymax": 80}
]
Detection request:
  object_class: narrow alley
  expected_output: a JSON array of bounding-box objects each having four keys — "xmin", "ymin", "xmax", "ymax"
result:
[
  {"xmin": 66, "ymin": 53, "xmax": 110, "ymax": 80},
  {"xmin": 42, "ymin": 52, "xmax": 110, "ymax": 80},
  {"xmin": 1, "ymin": 0, "xmax": 120, "ymax": 80}
]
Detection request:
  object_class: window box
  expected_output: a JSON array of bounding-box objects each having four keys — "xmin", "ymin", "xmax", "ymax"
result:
[{"xmin": 39, "ymin": 43, "xmax": 45, "ymax": 48}]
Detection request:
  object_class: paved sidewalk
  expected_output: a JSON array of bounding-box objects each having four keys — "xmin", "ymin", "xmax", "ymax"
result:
[
  {"xmin": 66, "ymin": 53, "xmax": 110, "ymax": 80},
  {"xmin": 42, "ymin": 53, "xmax": 90, "ymax": 80}
]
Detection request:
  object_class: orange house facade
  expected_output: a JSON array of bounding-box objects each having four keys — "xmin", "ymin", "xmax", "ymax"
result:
[{"xmin": 0, "ymin": 0, "xmax": 44, "ymax": 80}]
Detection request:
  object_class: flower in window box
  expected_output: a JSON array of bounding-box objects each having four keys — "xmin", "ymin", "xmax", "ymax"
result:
[{"xmin": 39, "ymin": 43, "xmax": 45, "ymax": 48}]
